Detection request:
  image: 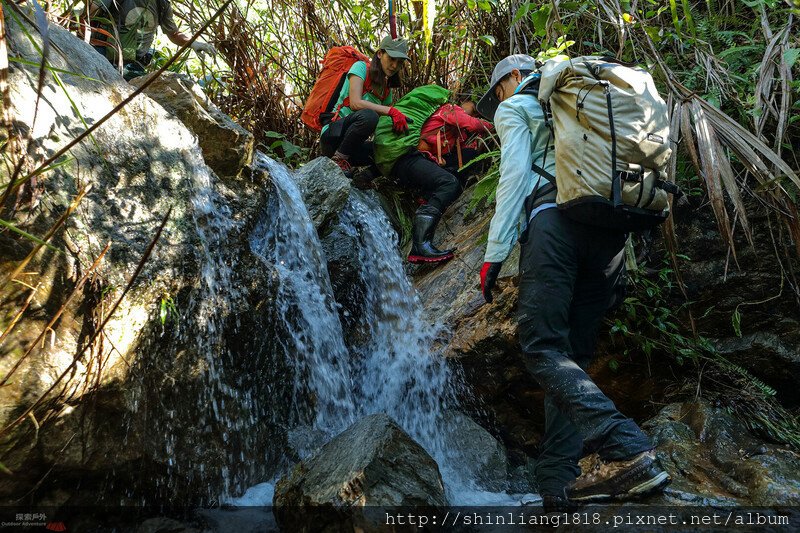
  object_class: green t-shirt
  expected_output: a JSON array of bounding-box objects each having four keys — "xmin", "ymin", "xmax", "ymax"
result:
[
  {"xmin": 94, "ymin": 0, "xmax": 180, "ymax": 61},
  {"xmin": 321, "ymin": 61, "xmax": 393, "ymax": 134}
]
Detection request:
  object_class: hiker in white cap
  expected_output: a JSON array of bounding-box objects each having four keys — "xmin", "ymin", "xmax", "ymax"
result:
[{"xmin": 477, "ymin": 54, "xmax": 670, "ymax": 511}]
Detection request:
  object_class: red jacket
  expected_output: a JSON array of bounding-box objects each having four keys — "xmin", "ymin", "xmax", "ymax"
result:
[{"xmin": 418, "ymin": 104, "xmax": 492, "ymax": 164}]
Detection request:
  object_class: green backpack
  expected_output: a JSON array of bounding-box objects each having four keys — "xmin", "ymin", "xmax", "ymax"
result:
[{"xmin": 373, "ymin": 84, "xmax": 451, "ymax": 176}]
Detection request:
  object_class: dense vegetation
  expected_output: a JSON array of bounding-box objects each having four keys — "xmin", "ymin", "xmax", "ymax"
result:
[{"xmin": 1, "ymin": 0, "xmax": 799, "ymax": 446}]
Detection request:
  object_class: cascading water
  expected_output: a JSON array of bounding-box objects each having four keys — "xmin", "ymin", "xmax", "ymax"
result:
[
  {"xmin": 249, "ymin": 153, "xmax": 357, "ymax": 435},
  {"xmin": 235, "ymin": 155, "xmax": 534, "ymax": 506}
]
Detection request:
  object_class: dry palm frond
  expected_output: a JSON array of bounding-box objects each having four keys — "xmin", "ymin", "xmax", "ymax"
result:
[
  {"xmin": 663, "ymin": 99, "xmax": 690, "ymax": 299},
  {"xmin": 688, "ymin": 99, "xmax": 738, "ymax": 261}
]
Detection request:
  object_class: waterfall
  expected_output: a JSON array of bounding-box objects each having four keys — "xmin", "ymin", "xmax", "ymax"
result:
[
  {"xmin": 337, "ymin": 191, "xmax": 459, "ymax": 472},
  {"xmin": 239, "ymin": 156, "xmax": 528, "ymax": 505},
  {"xmin": 249, "ymin": 153, "xmax": 357, "ymax": 435}
]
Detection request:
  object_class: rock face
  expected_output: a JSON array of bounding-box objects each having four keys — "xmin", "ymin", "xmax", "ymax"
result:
[
  {"xmin": 442, "ymin": 411, "xmax": 508, "ymax": 491},
  {"xmin": 293, "ymin": 157, "xmax": 351, "ymax": 235},
  {"xmin": 643, "ymin": 401, "xmax": 800, "ymax": 506},
  {"xmin": 274, "ymin": 414, "xmax": 447, "ymax": 530},
  {"xmin": 0, "ymin": 10, "xmax": 283, "ymax": 507},
  {"xmin": 130, "ymin": 72, "xmax": 254, "ymax": 179}
]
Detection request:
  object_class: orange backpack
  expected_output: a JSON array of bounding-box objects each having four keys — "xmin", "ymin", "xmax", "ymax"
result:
[{"xmin": 301, "ymin": 46, "xmax": 388, "ymax": 132}]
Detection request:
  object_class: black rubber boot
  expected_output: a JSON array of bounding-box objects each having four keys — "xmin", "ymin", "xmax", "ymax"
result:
[{"xmin": 408, "ymin": 204, "xmax": 454, "ymax": 264}]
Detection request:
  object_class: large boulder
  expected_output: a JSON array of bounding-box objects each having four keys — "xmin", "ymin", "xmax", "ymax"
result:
[
  {"xmin": 0, "ymin": 10, "xmax": 282, "ymax": 507},
  {"xmin": 130, "ymin": 71, "xmax": 254, "ymax": 179},
  {"xmin": 274, "ymin": 413, "xmax": 446, "ymax": 531}
]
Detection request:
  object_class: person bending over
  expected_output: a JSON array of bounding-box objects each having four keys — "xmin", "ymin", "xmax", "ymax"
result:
[
  {"xmin": 396, "ymin": 101, "xmax": 492, "ymax": 264},
  {"xmin": 477, "ymin": 54, "xmax": 670, "ymax": 511},
  {"xmin": 89, "ymin": 0, "xmax": 216, "ymax": 80}
]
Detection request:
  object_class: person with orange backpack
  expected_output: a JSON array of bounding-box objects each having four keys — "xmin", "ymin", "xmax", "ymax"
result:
[{"xmin": 309, "ymin": 36, "xmax": 410, "ymax": 177}]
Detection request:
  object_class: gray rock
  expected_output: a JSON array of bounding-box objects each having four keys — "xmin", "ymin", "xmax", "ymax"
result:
[
  {"xmin": 643, "ymin": 401, "xmax": 800, "ymax": 506},
  {"xmin": 443, "ymin": 411, "xmax": 508, "ymax": 491},
  {"xmin": 293, "ymin": 157, "xmax": 351, "ymax": 235},
  {"xmin": 131, "ymin": 72, "xmax": 255, "ymax": 179},
  {"xmin": 0, "ymin": 10, "xmax": 278, "ymax": 507},
  {"xmin": 274, "ymin": 414, "xmax": 446, "ymax": 530}
]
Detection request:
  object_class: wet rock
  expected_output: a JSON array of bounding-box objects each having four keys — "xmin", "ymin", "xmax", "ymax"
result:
[
  {"xmin": 130, "ymin": 72, "xmax": 254, "ymax": 179},
  {"xmin": 293, "ymin": 157, "xmax": 351, "ymax": 235},
  {"xmin": 643, "ymin": 401, "xmax": 800, "ymax": 506},
  {"xmin": 274, "ymin": 414, "xmax": 446, "ymax": 530},
  {"xmin": 0, "ymin": 11, "xmax": 279, "ymax": 507},
  {"xmin": 443, "ymin": 411, "xmax": 508, "ymax": 491},
  {"xmin": 320, "ymin": 220, "xmax": 367, "ymax": 347}
]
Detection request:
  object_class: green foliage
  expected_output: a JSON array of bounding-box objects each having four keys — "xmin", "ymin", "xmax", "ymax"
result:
[
  {"xmin": 260, "ymin": 131, "xmax": 309, "ymax": 167},
  {"xmin": 610, "ymin": 249, "xmax": 800, "ymax": 449},
  {"xmin": 467, "ymin": 150, "xmax": 501, "ymax": 212},
  {"xmin": 159, "ymin": 294, "xmax": 178, "ymax": 326}
]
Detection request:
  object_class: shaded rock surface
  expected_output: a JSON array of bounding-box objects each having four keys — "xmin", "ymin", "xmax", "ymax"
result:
[
  {"xmin": 131, "ymin": 72, "xmax": 254, "ymax": 179},
  {"xmin": 293, "ymin": 157, "xmax": 351, "ymax": 235},
  {"xmin": 274, "ymin": 414, "xmax": 446, "ymax": 530},
  {"xmin": 443, "ymin": 411, "xmax": 508, "ymax": 491},
  {"xmin": 643, "ymin": 401, "xmax": 800, "ymax": 506}
]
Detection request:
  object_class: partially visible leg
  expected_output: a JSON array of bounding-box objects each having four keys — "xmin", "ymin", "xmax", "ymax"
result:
[
  {"xmin": 335, "ymin": 109, "xmax": 379, "ymax": 160},
  {"xmin": 518, "ymin": 209, "xmax": 582, "ymax": 498},
  {"xmin": 394, "ymin": 152, "xmax": 461, "ymax": 213},
  {"xmin": 393, "ymin": 152, "xmax": 459, "ymax": 263},
  {"xmin": 519, "ymin": 211, "xmax": 652, "ymax": 465}
]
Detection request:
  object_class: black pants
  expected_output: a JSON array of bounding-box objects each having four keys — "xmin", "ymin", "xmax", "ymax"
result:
[
  {"xmin": 392, "ymin": 150, "xmax": 462, "ymax": 213},
  {"xmin": 517, "ymin": 208, "xmax": 653, "ymax": 496},
  {"xmin": 320, "ymin": 109, "xmax": 379, "ymax": 166}
]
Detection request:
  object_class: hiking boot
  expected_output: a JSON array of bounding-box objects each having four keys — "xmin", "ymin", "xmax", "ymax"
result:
[
  {"xmin": 541, "ymin": 489, "xmax": 578, "ymax": 513},
  {"xmin": 567, "ymin": 450, "xmax": 671, "ymax": 503},
  {"xmin": 331, "ymin": 154, "xmax": 353, "ymax": 178},
  {"xmin": 407, "ymin": 204, "xmax": 454, "ymax": 264}
]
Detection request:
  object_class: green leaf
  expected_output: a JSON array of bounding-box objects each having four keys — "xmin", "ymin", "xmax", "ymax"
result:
[
  {"xmin": 263, "ymin": 131, "xmax": 284, "ymax": 139},
  {"xmin": 512, "ymin": 2, "xmax": 534, "ymax": 25},
  {"xmin": 785, "ymin": 48, "xmax": 800, "ymax": 69},
  {"xmin": 732, "ymin": 308, "xmax": 742, "ymax": 337},
  {"xmin": 531, "ymin": 5, "xmax": 551, "ymax": 37},
  {"xmin": 0, "ymin": 219, "xmax": 60, "ymax": 252},
  {"xmin": 478, "ymin": 35, "xmax": 496, "ymax": 46}
]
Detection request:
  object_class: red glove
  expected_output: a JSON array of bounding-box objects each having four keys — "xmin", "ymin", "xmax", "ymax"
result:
[
  {"xmin": 480, "ymin": 262, "xmax": 503, "ymax": 304},
  {"xmin": 387, "ymin": 107, "xmax": 409, "ymax": 133}
]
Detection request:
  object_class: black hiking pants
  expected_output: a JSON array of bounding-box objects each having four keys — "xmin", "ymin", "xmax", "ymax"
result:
[
  {"xmin": 392, "ymin": 150, "xmax": 462, "ymax": 213},
  {"xmin": 518, "ymin": 208, "xmax": 653, "ymax": 497},
  {"xmin": 320, "ymin": 109, "xmax": 379, "ymax": 165}
]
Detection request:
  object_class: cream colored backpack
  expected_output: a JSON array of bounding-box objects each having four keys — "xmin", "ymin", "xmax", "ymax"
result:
[{"xmin": 535, "ymin": 56, "xmax": 677, "ymax": 230}]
